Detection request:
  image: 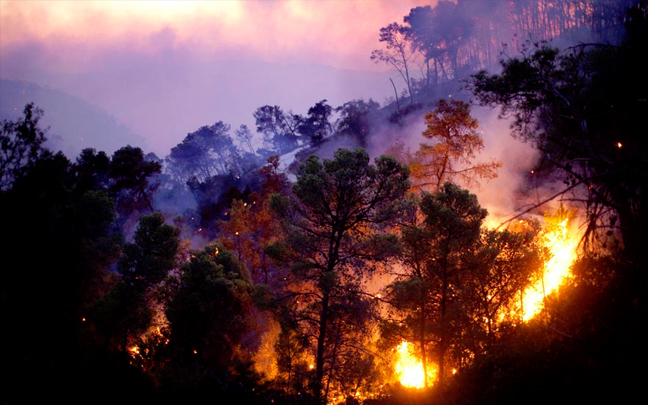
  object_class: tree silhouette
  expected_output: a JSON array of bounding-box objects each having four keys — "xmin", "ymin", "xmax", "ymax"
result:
[
  {"xmin": 371, "ymin": 22, "xmax": 415, "ymax": 104},
  {"xmin": 167, "ymin": 122, "xmax": 240, "ymax": 183},
  {"xmin": 297, "ymin": 100, "xmax": 334, "ymax": 146},
  {"xmin": 254, "ymin": 105, "xmax": 300, "ymax": 153},
  {"xmin": 0, "ymin": 103, "xmax": 46, "ymax": 191},
  {"xmin": 469, "ymin": 4, "xmax": 648, "ymax": 327},
  {"xmin": 164, "ymin": 244, "xmax": 254, "ymax": 388},
  {"xmin": 109, "ymin": 145, "xmax": 161, "ymax": 215}
]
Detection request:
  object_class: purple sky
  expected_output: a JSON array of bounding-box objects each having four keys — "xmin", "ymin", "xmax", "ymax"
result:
[{"xmin": 0, "ymin": 0, "xmax": 432, "ymax": 155}]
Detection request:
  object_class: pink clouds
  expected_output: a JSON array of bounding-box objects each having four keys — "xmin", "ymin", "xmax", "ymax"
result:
[
  {"xmin": 0, "ymin": 0, "xmax": 435, "ymax": 156},
  {"xmin": 1, "ymin": 0, "xmax": 432, "ymax": 71}
]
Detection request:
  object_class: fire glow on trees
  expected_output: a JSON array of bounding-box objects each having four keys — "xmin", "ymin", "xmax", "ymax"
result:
[
  {"xmin": 520, "ymin": 215, "xmax": 579, "ymax": 321},
  {"xmin": 392, "ymin": 208, "xmax": 581, "ymax": 388},
  {"xmin": 395, "ymin": 341, "xmax": 437, "ymax": 389}
]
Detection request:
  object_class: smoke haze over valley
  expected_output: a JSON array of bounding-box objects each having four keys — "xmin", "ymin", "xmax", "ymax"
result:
[{"xmin": 0, "ymin": 0, "xmax": 430, "ymax": 156}]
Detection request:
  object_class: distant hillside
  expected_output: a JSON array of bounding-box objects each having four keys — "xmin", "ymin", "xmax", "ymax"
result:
[{"xmin": 0, "ymin": 79, "xmax": 147, "ymax": 159}]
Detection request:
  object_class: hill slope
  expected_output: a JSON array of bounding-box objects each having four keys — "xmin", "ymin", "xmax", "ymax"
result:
[{"xmin": 0, "ymin": 79, "xmax": 147, "ymax": 159}]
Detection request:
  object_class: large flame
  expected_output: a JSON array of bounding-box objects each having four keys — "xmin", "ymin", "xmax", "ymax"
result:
[
  {"xmin": 395, "ymin": 341, "xmax": 430, "ymax": 388},
  {"xmin": 521, "ymin": 217, "xmax": 579, "ymax": 321},
  {"xmin": 392, "ymin": 212, "xmax": 580, "ymax": 388}
]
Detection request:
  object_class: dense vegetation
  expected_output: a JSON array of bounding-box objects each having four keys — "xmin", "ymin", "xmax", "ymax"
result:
[{"xmin": 1, "ymin": 1, "xmax": 646, "ymax": 404}]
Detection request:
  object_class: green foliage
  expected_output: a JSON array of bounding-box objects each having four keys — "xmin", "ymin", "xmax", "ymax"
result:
[
  {"xmin": 119, "ymin": 212, "xmax": 180, "ymax": 290},
  {"xmin": 271, "ymin": 148, "xmax": 410, "ymax": 400},
  {"xmin": 251, "ymin": 284, "xmax": 276, "ymax": 310},
  {"xmin": 298, "ymin": 100, "xmax": 333, "ymax": 146},
  {"xmin": 420, "ymin": 182, "xmax": 487, "ymax": 248},
  {"xmin": 0, "ymin": 103, "xmax": 47, "ymax": 191},
  {"xmin": 110, "ymin": 145, "xmax": 161, "ymax": 215},
  {"xmin": 385, "ymin": 183, "xmax": 487, "ymax": 387},
  {"xmin": 164, "ymin": 244, "xmax": 254, "ymax": 386}
]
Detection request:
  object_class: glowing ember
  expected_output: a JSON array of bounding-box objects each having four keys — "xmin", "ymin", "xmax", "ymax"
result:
[
  {"xmin": 395, "ymin": 341, "xmax": 426, "ymax": 388},
  {"xmin": 521, "ymin": 217, "xmax": 579, "ymax": 321}
]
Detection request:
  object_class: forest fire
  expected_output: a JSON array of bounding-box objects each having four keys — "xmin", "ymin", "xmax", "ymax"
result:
[
  {"xmin": 521, "ymin": 215, "xmax": 579, "ymax": 321},
  {"xmin": 395, "ymin": 341, "xmax": 426, "ymax": 389},
  {"xmin": 392, "ymin": 210, "xmax": 581, "ymax": 389},
  {"xmin": 2, "ymin": 0, "xmax": 643, "ymax": 402}
]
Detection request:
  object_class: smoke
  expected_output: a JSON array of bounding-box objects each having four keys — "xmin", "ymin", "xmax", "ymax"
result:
[
  {"xmin": 367, "ymin": 109, "xmax": 427, "ymax": 159},
  {"xmin": 469, "ymin": 106, "xmax": 539, "ymax": 220},
  {"xmin": 363, "ymin": 102, "xmax": 542, "ymax": 225},
  {"xmin": 0, "ymin": 0, "xmax": 433, "ymax": 157}
]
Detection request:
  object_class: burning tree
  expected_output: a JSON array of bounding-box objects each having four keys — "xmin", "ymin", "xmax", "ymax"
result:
[
  {"xmin": 469, "ymin": 4, "xmax": 648, "ymax": 330},
  {"xmin": 217, "ymin": 156, "xmax": 290, "ymax": 285},
  {"xmin": 463, "ymin": 222, "xmax": 546, "ymax": 346},
  {"xmin": 88, "ymin": 212, "xmax": 180, "ymax": 353},
  {"xmin": 385, "ymin": 184, "xmax": 547, "ymax": 388},
  {"xmin": 268, "ymin": 148, "xmax": 410, "ymax": 402},
  {"xmin": 385, "ymin": 183, "xmax": 486, "ymax": 388}
]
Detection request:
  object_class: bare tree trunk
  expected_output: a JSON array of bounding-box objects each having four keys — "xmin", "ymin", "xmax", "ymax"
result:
[
  {"xmin": 390, "ymin": 78, "xmax": 401, "ymax": 114},
  {"xmin": 315, "ymin": 290, "xmax": 330, "ymax": 404}
]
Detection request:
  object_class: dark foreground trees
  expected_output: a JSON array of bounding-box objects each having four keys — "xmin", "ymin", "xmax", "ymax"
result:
[
  {"xmin": 162, "ymin": 244, "xmax": 255, "ymax": 390},
  {"xmin": 0, "ymin": 139, "xmax": 124, "ymax": 399},
  {"xmin": 469, "ymin": 1, "xmax": 648, "ymax": 342},
  {"xmin": 268, "ymin": 148, "xmax": 410, "ymax": 402},
  {"xmin": 461, "ymin": 3, "xmax": 648, "ymax": 403},
  {"xmin": 0, "ymin": 103, "xmax": 46, "ymax": 191}
]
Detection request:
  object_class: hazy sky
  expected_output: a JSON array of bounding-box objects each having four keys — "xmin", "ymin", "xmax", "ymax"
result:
[{"xmin": 0, "ymin": 0, "xmax": 433, "ymax": 155}]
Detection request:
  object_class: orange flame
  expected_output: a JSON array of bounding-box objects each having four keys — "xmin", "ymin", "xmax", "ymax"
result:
[
  {"xmin": 391, "ymin": 212, "xmax": 580, "ymax": 388},
  {"xmin": 395, "ymin": 341, "xmax": 436, "ymax": 388},
  {"xmin": 521, "ymin": 217, "xmax": 579, "ymax": 321}
]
